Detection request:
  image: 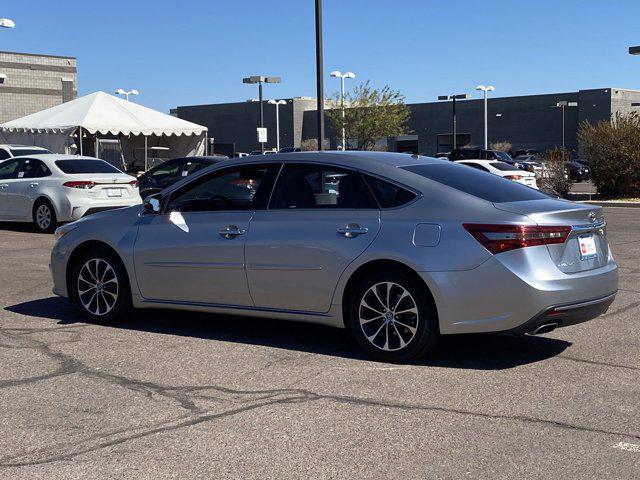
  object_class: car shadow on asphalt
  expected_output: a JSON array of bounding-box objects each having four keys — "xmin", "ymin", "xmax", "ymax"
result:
[
  {"xmin": 0, "ymin": 222, "xmax": 39, "ymax": 233},
  {"xmin": 5, "ymin": 296, "xmax": 572, "ymax": 370}
]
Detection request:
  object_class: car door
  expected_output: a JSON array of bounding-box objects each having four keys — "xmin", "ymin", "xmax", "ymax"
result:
[
  {"xmin": 0, "ymin": 159, "xmax": 23, "ymax": 219},
  {"xmin": 245, "ymin": 162, "xmax": 381, "ymax": 313},
  {"xmin": 12, "ymin": 159, "xmax": 52, "ymax": 218},
  {"xmin": 133, "ymin": 162, "xmax": 280, "ymax": 306}
]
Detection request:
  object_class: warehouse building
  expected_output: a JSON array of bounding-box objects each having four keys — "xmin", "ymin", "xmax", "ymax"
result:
[
  {"xmin": 0, "ymin": 50, "xmax": 77, "ymax": 123},
  {"xmin": 174, "ymin": 87, "xmax": 640, "ymax": 156}
]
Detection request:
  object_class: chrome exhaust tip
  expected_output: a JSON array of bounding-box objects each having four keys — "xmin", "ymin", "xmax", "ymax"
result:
[{"xmin": 528, "ymin": 322, "xmax": 559, "ymax": 335}]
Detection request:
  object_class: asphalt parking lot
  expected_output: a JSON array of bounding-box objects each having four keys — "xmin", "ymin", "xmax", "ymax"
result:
[{"xmin": 0, "ymin": 207, "xmax": 638, "ymax": 479}]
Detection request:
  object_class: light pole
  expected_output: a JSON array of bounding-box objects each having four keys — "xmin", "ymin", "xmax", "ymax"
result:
[
  {"xmin": 115, "ymin": 88, "xmax": 139, "ymax": 101},
  {"xmin": 243, "ymin": 76, "xmax": 281, "ymax": 152},
  {"xmin": 0, "ymin": 18, "xmax": 15, "ymax": 29},
  {"xmin": 475, "ymin": 85, "xmax": 495, "ymax": 149},
  {"xmin": 437, "ymin": 94, "xmax": 469, "ymax": 150},
  {"xmin": 330, "ymin": 71, "xmax": 355, "ymax": 150},
  {"xmin": 553, "ymin": 101, "xmax": 578, "ymax": 160},
  {"xmin": 268, "ymin": 99, "xmax": 287, "ymax": 151},
  {"xmin": 315, "ymin": 0, "xmax": 325, "ymax": 150},
  {"xmin": 629, "ymin": 46, "xmax": 640, "ymax": 55}
]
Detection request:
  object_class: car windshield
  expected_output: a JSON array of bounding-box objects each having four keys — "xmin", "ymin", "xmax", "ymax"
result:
[
  {"xmin": 490, "ymin": 162, "xmax": 520, "ymax": 171},
  {"xmin": 494, "ymin": 151, "xmax": 514, "ymax": 162},
  {"xmin": 10, "ymin": 148, "xmax": 50, "ymax": 156},
  {"xmin": 402, "ymin": 163, "xmax": 548, "ymax": 203},
  {"xmin": 55, "ymin": 159, "xmax": 122, "ymax": 174}
]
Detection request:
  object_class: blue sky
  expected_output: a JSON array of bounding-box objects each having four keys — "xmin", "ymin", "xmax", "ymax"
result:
[{"xmin": 2, "ymin": 0, "xmax": 640, "ymax": 112}]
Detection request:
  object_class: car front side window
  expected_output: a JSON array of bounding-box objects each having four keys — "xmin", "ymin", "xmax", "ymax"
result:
[
  {"xmin": 0, "ymin": 159, "xmax": 21, "ymax": 179},
  {"xmin": 167, "ymin": 163, "xmax": 279, "ymax": 213}
]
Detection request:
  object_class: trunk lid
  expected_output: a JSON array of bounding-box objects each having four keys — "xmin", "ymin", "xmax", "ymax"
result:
[
  {"xmin": 494, "ymin": 198, "xmax": 609, "ymax": 273},
  {"xmin": 65, "ymin": 173, "xmax": 138, "ymax": 200}
]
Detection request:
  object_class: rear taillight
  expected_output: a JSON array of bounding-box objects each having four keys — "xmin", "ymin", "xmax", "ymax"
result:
[
  {"xmin": 504, "ymin": 175, "xmax": 522, "ymax": 181},
  {"xmin": 463, "ymin": 223, "xmax": 571, "ymax": 254},
  {"xmin": 129, "ymin": 180, "xmax": 139, "ymax": 188},
  {"xmin": 63, "ymin": 181, "xmax": 96, "ymax": 189}
]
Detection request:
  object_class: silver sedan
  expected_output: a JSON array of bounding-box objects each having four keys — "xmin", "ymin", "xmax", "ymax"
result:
[{"xmin": 50, "ymin": 152, "xmax": 618, "ymax": 361}]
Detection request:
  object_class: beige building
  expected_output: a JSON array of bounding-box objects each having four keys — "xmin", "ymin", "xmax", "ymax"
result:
[{"xmin": 0, "ymin": 50, "xmax": 77, "ymax": 123}]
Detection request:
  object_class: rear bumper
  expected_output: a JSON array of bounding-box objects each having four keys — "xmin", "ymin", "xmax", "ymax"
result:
[
  {"xmin": 420, "ymin": 245, "xmax": 618, "ymax": 335},
  {"xmin": 504, "ymin": 291, "xmax": 617, "ymax": 335}
]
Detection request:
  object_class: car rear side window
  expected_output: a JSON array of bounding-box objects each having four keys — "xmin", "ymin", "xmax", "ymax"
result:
[
  {"xmin": 402, "ymin": 163, "xmax": 548, "ymax": 203},
  {"xmin": 20, "ymin": 159, "xmax": 52, "ymax": 178},
  {"xmin": 363, "ymin": 174, "xmax": 416, "ymax": 208},
  {"xmin": 55, "ymin": 159, "xmax": 122, "ymax": 174},
  {"xmin": 269, "ymin": 164, "xmax": 377, "ymax": 209}
]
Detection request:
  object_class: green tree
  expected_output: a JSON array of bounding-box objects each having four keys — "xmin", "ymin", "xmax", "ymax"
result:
[
  {"xmin": 326, "ymin": 81, "xmax": 410, "ymax": 151},
  {"xmin": 578, "ymin": 112, "xmax": 640, "ymax": 196}
]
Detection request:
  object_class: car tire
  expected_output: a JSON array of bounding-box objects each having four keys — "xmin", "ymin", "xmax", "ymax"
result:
[
  {"xmin": 32, "ymin": 199, "xmax": 57, "ymax": 234},
  {"xmin": 346, "ymin": 271, "xmax": 440, "ymax": 362},
  {"xmin": 71, "ymin": 249, "xmax": 132, "ymax": 323}
]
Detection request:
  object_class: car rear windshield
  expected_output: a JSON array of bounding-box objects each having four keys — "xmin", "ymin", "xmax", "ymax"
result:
[
  {"xmin": 55, "ymin": 159, "xmax": 122, "ymax": 174},
  {"xmin": 490, "ymin": 162, "xmax": 520, "ymax": 171},
  {"xmin": 10, "ymin": 149, "xmax": 49, "ymax": 157},
  {"xmin": 401, "ymin": 163, "xmax": 548, "ymax": 203}
]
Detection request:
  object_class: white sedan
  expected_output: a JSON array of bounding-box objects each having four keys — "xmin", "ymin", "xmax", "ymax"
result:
[
  {"xmin": 455, "ymin": 159, "xmax": 538, "ymax": 189},
  {"xmin": 0, "ymin": 154, "xmax": 142, "ymax": 233}
]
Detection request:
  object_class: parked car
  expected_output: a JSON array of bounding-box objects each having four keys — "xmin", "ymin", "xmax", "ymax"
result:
[
  {"xmin": 278, "ymin": 147, "xmax": 302, "ymax": 153},
  {"xmin": 449, "ymin": 148, "xmax": 527, "ymax": 170},
  {"xmin": 0, "ymin": 154, "xmax": 141, "ymax": 233},
  {"xmin": 249, "ymin": 150, "xmax": 264, "ymax": 156},
  {"xmin": 565, "ymin": 161, "xmax": 590, "ymax": 182},
  {"xmin": 455, "ymin": 159, "xmax": 538, "ymax": 189},
  {"xmin": 137, "ymin": 156, "xmax": 228, "ymax": 200},
  {"xmin": 0, "ymin": 144, "xmax": 51, "ymax": 160},
  {"xmin": 514, "ymin": 155, "xmax": 544, "ymax": 176},
  {"xmin": 50, "ymin": 152, "xmax": 617, "ymax": 361},
  {"xmin": 514, "ymin": 149, "xmax": 540, "ymax": 157}
]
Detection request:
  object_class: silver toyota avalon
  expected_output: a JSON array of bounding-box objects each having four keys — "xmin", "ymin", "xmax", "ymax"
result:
[{"xmin": 50, "ymin": 152, "xmax": 618, "ymax": 361}]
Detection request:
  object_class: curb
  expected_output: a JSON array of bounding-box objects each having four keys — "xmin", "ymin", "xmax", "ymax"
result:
[{"xmin": 577, "ymin": 201, "xmax": 640, "ymax": 208}]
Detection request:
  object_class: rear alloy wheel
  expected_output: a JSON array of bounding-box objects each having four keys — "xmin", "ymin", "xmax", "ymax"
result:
[
  {"xmin": 33, "ymin": 200, "xmax": 57, "ymax": 234},
  {"xmin": 72, "ymin": 251, "xmax": 132, "ymax": 323},
  {"xmin": 348, "ymin": 272, "xmax": 439, "ymax": 362}
]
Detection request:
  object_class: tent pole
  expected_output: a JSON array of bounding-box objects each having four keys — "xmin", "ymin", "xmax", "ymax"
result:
[
  {"xmin": 144, "ymin": 135, "xmax": 148, "ymax": 172},
  {"xmin": 94, "ymin": 134, "xmax": 99, "ymax": 158},
  {"xmin": 78, "ymin": 126, "xmax": 83, "ymax": 155},
  {"xmin": 204, "ymin": 132, "xmax": 208, "ymax": 155}
]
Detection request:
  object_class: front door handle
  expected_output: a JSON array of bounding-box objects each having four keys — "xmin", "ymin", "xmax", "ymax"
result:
[
  {"xmin": 219, "ymin": 225, "xmax": 246, "ymax": 239},
  {"xmin": 0, "ymin": 184, "xmax": 8, "ymax": 189},
  {"xmin": 337, "ymin": 223, "xmax": 369, "ymax": 238}
]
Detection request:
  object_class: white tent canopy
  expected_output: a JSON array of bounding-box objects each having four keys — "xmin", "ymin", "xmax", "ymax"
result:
[{"xmin": 0, "ymin": 91, "xmax": 208, "ymax": 170}]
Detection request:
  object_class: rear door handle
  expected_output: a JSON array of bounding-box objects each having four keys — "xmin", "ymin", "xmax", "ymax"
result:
[
  {"xmin": 218, "ymin": 225, "xmax": 246, "ymax": 239},
  {"xmin": 337, "ymin": 224, "xmax": 369, "ymax": 238},
  {"xmin": 29, "ymin": 182, "xmax": 39, "ymax": 188}
]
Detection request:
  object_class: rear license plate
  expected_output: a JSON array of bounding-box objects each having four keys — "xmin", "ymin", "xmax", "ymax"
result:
[
  {"xmin": 578, "ymin": 235, "xmax": 597, "ymax": 259},
  {"xmin": 106, "ymin": 188, "xmax": 122, "ymax": 197}
]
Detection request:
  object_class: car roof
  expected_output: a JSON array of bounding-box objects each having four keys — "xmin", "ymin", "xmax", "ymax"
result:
[
  {"xmin": 7, "ymin": 154, "xmax": 106, "ymax": 164},
  {"xmin": 456, "ymin": 159, "xmax": 500, "ymax": 165},
  {"xmin": 0, "ymin": 144, "xmax": 49, "ymax": 150}
]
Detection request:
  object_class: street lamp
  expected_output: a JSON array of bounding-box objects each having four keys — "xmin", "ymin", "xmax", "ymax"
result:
[
  {"xmin": 115, "ymin": 88, "xmax": 139, "ymax": 101},
  {"xmin": 552, "ymin": 100, "xmax": 578, "ymax": 160},
  {"xmin": 475, "ymin": 85, "xmax": 495, "ymax": 149},
  {"xmin": 268, "ymin": 99, "xmax": 287, "ymax": 151},
  {"xmin": 0, "ymin": 18, "xmax": 15, "ymax": 28},
  {"xmin": 330, "ymin": 70, "xmax": 356, "ymax": 150},
  {"xmin": 243, "ymin": 75, "xmax": 282, "ymax": 152},
  {"xmin": 629, "ymin": 46, "xmax": 640, "ymax": 55},
  {"xmin": 437, "ymin": 93, "xmax": 469, "ymax": 150}
]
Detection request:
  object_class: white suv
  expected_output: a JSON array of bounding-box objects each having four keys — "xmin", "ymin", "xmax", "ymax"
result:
[
  {"xmin": 0, "ymin": 154, "xmax": 142, "ymax": 233},
  {"xmin": 0, "ymin": 144, "xmax": 51, "ymax": 160}
]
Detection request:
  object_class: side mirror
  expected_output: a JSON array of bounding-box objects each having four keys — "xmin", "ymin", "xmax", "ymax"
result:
[{"xmin": 143, "ymin": 194, "xmax": 161, "ymax": 214}]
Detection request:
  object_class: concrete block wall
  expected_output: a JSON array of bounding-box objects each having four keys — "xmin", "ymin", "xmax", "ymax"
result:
[{"xmin": 0, "ymin": 51, "xmax": 77, "ymax": 123}]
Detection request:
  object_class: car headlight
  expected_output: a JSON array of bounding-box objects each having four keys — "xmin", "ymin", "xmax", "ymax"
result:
[{"xmin": 54, "ymin": 224, "xmax": 77, "ymax": 241}]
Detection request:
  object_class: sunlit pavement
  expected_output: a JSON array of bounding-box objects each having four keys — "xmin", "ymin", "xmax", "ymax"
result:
[{"xmin": 0, "ymin": 207, "xmax": 638, "ymax": 479}]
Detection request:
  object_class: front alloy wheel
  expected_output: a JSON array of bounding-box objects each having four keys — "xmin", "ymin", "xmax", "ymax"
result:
[
  {"xmin": 72, "ymin": 250, "xmax": 132, "ymax": 323},
  {"xmin": 77, "ymin": 258, "xmax": 119, "ymax": 316}
]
